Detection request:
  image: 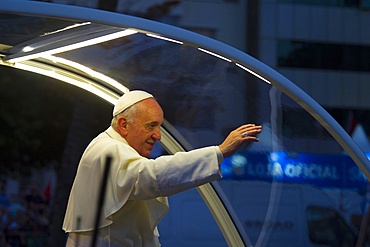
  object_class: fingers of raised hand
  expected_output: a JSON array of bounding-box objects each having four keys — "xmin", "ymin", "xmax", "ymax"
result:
[{"xmin": 240, "ymin": 124, "xmax": 262, "ymax": 139}]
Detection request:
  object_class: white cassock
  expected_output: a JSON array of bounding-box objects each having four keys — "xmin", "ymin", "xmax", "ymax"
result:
[{"xmin": 63, "ymin": 126, "xmax": 223, "ymax": 247}]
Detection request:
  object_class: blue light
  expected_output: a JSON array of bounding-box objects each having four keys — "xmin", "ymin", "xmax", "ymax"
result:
[{"xmin": 221, "ymin": 151, "xmax": 368, "ymax": 190}]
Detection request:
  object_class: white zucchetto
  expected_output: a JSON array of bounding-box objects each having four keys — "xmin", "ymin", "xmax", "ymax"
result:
[{"xmin": 113, "ymin": 90, "xmax": 153, "ymax": 116}]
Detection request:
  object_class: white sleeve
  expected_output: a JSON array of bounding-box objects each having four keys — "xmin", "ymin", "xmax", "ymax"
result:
[
  {"xmin": 119, "ymin": 146, "xmax": 222, "ymax": 200},
  {"xmin": 153, "ymin": 146, "xmax": 222, "ymax": 196}
]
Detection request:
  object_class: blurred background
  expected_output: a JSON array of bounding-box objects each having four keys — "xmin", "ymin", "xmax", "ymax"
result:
[{"xmin": 1, "ymin": 0, "xmax": 370, "ymax": 246}]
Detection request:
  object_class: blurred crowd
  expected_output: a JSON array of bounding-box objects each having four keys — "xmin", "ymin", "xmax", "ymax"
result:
[{"xmin": 0, "ymin": 181, "xmax": 50, "ymax": 247}]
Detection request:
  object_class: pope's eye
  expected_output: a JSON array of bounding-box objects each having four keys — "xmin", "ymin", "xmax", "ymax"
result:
[{"xmin": 145, "ymin": 123, "xmax": 157, "ymax": 131}]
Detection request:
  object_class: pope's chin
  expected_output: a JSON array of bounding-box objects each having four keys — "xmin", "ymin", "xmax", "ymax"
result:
[
  {"xmin": 142, "ymin": 146, "xmax": 154, "ymax": 158},
  {"xmin": 142, "ymin": 150, "xmax": 152, "ymax": 158}
]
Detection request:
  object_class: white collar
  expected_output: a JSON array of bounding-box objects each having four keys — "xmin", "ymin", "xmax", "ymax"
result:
[{"xmin": 105, "ymin": 126, "xmax": 129, "ymax": 145}]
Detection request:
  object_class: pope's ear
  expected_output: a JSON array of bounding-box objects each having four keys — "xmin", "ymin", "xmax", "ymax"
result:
[{"xmin": 117, "ymin": 116, "xmax": 128, "ymax": 136}]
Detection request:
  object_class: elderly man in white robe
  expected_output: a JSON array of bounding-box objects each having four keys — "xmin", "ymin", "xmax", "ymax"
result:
[{"xmin": 63, "ymin": 90, "xmax": 262, "ymax": 247}]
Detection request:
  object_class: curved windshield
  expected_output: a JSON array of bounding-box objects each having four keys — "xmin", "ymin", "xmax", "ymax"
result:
[{"xmin": 0, "ymin": 8, "xmax": 369, "ymax": 247}]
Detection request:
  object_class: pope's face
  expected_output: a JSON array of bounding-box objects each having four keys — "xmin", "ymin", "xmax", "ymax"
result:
[{"xmin": 125, "ymin": 98, "xmax": 164, "ymax": 157}]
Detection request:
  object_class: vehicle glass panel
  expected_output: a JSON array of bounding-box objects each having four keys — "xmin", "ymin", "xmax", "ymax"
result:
[{"xmin": 0, "ymin": 12, "xmax": 368, "ymax": 247}]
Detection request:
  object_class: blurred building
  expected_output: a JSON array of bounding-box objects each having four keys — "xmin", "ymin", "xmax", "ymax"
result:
[
  {"xmin": 191, "ymin": 0, "xmax": 370, "ymax": 150},
  {"xmin": 179, "ymin": 0, "xmax": 370, "ymax": 152}
]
